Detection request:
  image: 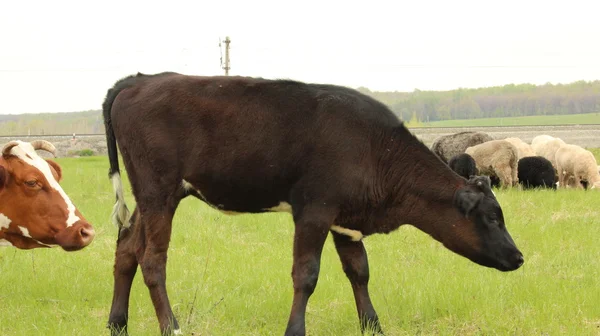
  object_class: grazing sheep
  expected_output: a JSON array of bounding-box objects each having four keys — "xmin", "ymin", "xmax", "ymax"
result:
[
  {"xmin": 465, "ymin": 140, "xmax": 519, "ymax": 188},
  {"xmin": 448, "ymin": 153, "xmax": 478, "ymax": 179},
  {"xmin": 555, "ymin": 144, "xmax": 600, "ymax": 189},
  {"xmin": 431, "ymin": 131, "xmax": 494, "ymax": 163},
  {"xmin": 531, "ymin": 136, "xmax": 566, "ymax": 173},
  {"xmin": 517, "ymin": 156, "xmax": 557, "ymax": 190},
  {"xmin": 489, "ymin": 175, "xmax": 501, "ymax": 188},
  {"xmin": 531, "ymin": 134, "xmax": 556, "ymax": 147},
  {"xmin": 503, "ymin": 137, "xmax": 536, "ymax": 160}
]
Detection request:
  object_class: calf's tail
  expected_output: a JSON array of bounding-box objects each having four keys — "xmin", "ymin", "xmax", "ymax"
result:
[{"xmin": 101, "ymin": 74, "xmax": 145, "ymax": 229}]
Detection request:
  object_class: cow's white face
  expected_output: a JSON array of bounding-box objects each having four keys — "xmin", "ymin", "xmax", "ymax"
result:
[
  {"xmin": 0, "ymin": 213, "xmax": 12, "ymax": 246},
  {"xmin": 10, "ymin": 141, "xmax": 80, "ymax": 226},
  {"xmin": 0, "ymin": 140, "xmax": 95, "ymax": 250}
]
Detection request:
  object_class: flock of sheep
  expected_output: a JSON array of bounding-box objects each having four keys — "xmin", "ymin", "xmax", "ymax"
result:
[{"xmin": 430, "ymin": 131, "xmax": 600, "ymax": 190}]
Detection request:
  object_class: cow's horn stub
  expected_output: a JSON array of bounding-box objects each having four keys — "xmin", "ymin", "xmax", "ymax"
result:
[
  {"xmin": 30, "ymin": 140, "xmax": 57, "ymax": 157},
  {"xmin": 2, "ymin": 141, "xmax": 21, "ymax": 157}
]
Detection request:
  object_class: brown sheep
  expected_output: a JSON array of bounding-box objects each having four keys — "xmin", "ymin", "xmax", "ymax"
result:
[
  {"xmin": 465, "ymin": 140, "xmax": 519, "ymax": 188},
  {"xmin": 555, "ymin": 144, "xmax": 600, "ymax": 189}
]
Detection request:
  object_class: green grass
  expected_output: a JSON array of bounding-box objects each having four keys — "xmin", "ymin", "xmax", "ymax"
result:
[
  {"xmin": 2, "ymin": 156, "xmax": 600, "ymax": 335},
  {"xmin": 589, "ymin": 148, "xmax": 600, "ymax": 162},
  {"xmin": 407, "ymin": 112, "xmax": 600, "ymax": 128}
]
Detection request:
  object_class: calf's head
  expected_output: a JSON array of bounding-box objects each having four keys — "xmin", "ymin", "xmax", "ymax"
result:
[
  {"xmin": 445, "ymin": 176, "xmax": 523, "ymax": 271},
  {"xmin": 0, "ymin": 140, "xmax": 95, "ymax": 251}
]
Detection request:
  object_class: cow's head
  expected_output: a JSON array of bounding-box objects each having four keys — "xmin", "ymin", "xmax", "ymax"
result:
[
  {"xmin": 446, "ymin": 176, "xmax": 523, "ymax": 271},
  {"xmin": 0, "ymin": 140, "xmax": 95, "ymax": 251}
]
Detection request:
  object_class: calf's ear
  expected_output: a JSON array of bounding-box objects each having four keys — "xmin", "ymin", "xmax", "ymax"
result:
[
  {"xmin": 469, "ymin": 175, "xmax": 491, "ymax": 190},
  {"xmin": 455, "ymin": 188, "xmax": 484, "ymax": 218}
]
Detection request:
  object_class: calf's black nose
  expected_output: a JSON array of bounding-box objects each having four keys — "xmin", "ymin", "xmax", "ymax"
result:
[{"xmin": 514, "ymin": 253, "xmax": 524, "ymax": 268}]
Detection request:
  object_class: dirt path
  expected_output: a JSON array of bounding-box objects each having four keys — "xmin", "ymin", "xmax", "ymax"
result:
[{"xmin": 2, "ymin": 124, "xmax": 600, "ymax": 157}]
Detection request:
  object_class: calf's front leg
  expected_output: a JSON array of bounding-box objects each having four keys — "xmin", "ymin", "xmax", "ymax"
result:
[{"xmin": 332, "ymin": 232, "xmax": 383, "ymax": 335}]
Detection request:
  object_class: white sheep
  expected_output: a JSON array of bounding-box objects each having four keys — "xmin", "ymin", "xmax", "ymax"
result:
[
  {"xmin": 503, "ymin": 137, "xmax": 536, "ymax": 160},
  {"xmin": 555, "ymin": 144, "xmax": 600, "ymax": 189},
  {"xmin": 531, "ymin": 134, "xmax": 556, "ymax": 147},
  {"xmin": 531, "ymin": 135, "xmax": 566, "ymax": 172},
  {"xmin": 465, "ymin": 140, "xmax": 519, "ymax": 188}
]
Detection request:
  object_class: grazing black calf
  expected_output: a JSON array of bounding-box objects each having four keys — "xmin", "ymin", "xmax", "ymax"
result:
[
  {"xmin": 518, "ymin": 156, "xmax": 557, "ymax": 189},
  {"xmin": 448, "ymin": 153, "xmax": 478, "ymax": 180},
  {"xmin": 103, "ymin": 72, "xmax": 524, "ymax": 336}
]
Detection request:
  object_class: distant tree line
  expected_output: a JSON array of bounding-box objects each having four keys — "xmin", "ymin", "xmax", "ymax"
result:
[
  {"xmin": 0, "ymin": 110, "xmax": 102, "ymax": 136},
  {"xmin": 1, "ymin": 80, "xmax": 599, "ymax": 135},
  {"xmin": 357, "ymin": 80, "xmax": 600, "ymax": 122}
]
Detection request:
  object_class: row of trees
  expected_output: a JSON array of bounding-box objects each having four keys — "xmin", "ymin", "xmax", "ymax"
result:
[
  {"xmin": 1, "ymin": 81, "xmax": 599, "ymax": 135},
  {"xmin": 0, "ymin": 110, "xmax": 102, "ymax": 135},
  {"xmin": 358, "ymin": 80, "xmax": 600, "ymax": 122}
]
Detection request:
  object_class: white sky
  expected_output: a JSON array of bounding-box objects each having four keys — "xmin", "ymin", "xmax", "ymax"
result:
[{"xmin": 1, "ymin": 0, "xmax": 599, "ymax": 114}]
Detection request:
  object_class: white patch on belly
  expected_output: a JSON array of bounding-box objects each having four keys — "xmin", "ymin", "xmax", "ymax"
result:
[
  {"xmin": 181, "ymin": 180, "xmax": 195, "ymax": 193},
  {"xmin": 18, "ymin": 226, "xmax": 31, "ymax": 238},
  {"xmin": 0, "ymin": 239, "xmax": 12, "ymax": 247},
  {"xmin": 264, "ymin": 202, "xmax": 292, "ymax": 213},
  {"xmin": 10, "ymin": 141, "xmax": 80, "ymax": 226},
  {"xmin": 330, "ymin": 225, "xmax": 363, "ymax": 241},
  {"xmin": 218, "ymin": 209, "xmax": 243, "ymax": 216},
  {"xmin": 0, "ymin": 213, "xmax": 11, "ymax": 230}
]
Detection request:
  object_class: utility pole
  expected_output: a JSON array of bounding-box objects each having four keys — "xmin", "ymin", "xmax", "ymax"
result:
[{"xmin": 220, "ymin": 36, "xmax": 231, "ymax": 75}]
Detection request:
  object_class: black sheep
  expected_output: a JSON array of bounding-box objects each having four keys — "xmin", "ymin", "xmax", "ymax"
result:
[
  {"xmin": 448, "ymin": 153, "xmax": 478, "ymax": 179},
  {"xmin": 518, "ymin": 156, "xmax": 557, "ymax": 190}
]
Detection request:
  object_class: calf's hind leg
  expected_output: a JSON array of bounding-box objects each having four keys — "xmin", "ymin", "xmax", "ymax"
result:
[
  {"xmin": 108, "ymin": 176, "xmax": 183, "ymax": 336},
  {"xmin": 284, "ymin": 204, "xmax": 337, "ymax": 336},
  {"xmin": 136, "ymin": 201, "xmax": 182, "ymax": 336},
  {"xmin": 107, "ymin": 209, "xmax": 140, "ymax": 336}
]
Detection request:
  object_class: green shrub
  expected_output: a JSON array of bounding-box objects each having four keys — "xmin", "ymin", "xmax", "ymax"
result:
[{"xmin": 67, "ymin": 149, "xmax": 95, "ymax": 157}]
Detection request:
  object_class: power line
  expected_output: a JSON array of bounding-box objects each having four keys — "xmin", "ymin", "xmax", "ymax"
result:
[
  {"xmin": 5, "ymin": 64, "xmax": 598, "ymax": 73},
  {"xmin": 219, "ymin": 36, "xmax": 231, "ymax": 75}
]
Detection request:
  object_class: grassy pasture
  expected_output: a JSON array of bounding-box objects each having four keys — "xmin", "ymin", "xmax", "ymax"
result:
[
  {"xmin": 408, "ymin": 112, "xmax": 600, "ymax": 128},
  {"xmin": 1, "ymin": 155, "xmax": 600, "ymax": 336}
]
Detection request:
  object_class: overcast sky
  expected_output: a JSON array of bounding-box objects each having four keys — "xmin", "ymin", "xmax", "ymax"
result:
[{"xmin": 1, "ymin": 0, "xmax": 599, "ymax": 114}]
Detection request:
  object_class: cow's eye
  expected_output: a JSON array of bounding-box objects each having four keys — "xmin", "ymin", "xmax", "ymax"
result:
[
  {"xmin": 24, "ymin": 180, "xmax": 38, "ymax": 188},
  {"xmin": 487, "ymin": 213, "xmax": 498, "ymax": 223}
]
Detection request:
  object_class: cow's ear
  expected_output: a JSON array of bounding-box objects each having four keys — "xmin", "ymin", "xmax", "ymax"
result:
[
  {"xmin": 46, "ymin": 159, "xmax": 63, "ymax": 182},
  {"xmin": 0, "ymin": 165, "xmax": 6, "ymax": 189},
  {"xmin": 455, "ymin": 188, "xmax": 484, "ymax": 217}
]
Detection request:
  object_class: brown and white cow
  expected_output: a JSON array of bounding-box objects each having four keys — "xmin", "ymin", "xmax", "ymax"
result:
[
  {"xmin": 103, "ymin": 72, "xmax": 523, "ymax": 336},
  {"xmin": 0, "ymin": 140, "xmax": 95, "ymax": 250}
]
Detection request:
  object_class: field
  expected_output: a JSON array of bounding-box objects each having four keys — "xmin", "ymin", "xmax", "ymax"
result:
[
  {"xmin": 2, "ymin": 115, "xmax": 600, "ymax": 158},
  {"xmin": 2, "ymin": 155, "xmax": 600, "ymax": 336},
  {"xmin": 410, "ymin": 113, "xmax": 600, "ymax": 128}
]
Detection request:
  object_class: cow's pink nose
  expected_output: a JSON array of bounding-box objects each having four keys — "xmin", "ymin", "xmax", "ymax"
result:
[{"xmin": 79, "ymin": 226, "xmax": 95, "ymax": 246}]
